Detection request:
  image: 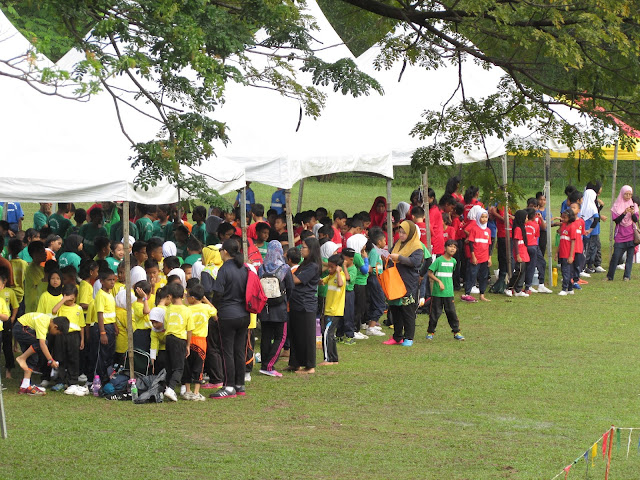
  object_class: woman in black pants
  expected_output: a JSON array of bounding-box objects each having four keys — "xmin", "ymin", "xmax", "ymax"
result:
[
  {"xmin": 210, "ymin": 239, "xmax": 249, "ymax": 399},
  {"xmin": 287, "ymin": 237, "xmax": 321, "ymax": 374}
]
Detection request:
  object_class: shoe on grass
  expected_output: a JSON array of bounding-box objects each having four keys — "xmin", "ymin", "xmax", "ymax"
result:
[
  {"xmin": 201, "ymin": 382, "xmax": 223, "ymax": 389},
  {"xmin": 259, "ymin": 369, "xmax": 283, "ymax": 377},
  {"xmin": 537, "ymin": 284, "xmax": 553, "ymax": 293},
  {"xmin": 245, "ymin": 373, "xmax": 251, "ymax": 382},
  {"xmin": 366, "ymin": 327, "xmax": 385, "ymax": 336},
  {"xmin": 51, "ymin": 383, "xmax": 65, "ymax": 392},
  {"xmin": 382, "ymin": 338, "xmax": 403, "ymax": 345},
  {"xmin": 461, "ymin": 295, "xmax": 477, "ymax": 303},
  {"xmin": 528, "ymin": 287, "xmax": 537, "ymax": 293},
  {"xmin": 401, "ymin": 339, "xmax": 413, "ymax": 347},
  {"xmin": 235, "ymin": 385, "xmax": 246, "ymax": 396},
  {"xmin": 595, "ymin": 266, "xmax": 606, "ymax": 273},
  {"xmin": 505, "ymin": 289, "xmax": 513, "ymax": 297},
  {"xmin": 64, "ymin": 385, "xmax": 80, "ymax": 395},
  {"xmin": 558, "ymin": 290, "xmax": 568, "ymax": 296},
  {"xmin": 580, "ymin": 271, "xmax": 591, "ymax": 278},
  {"xmin": 453, "ymin": 332, "xmax": 465, "ymax": 341},
  {"xmin": 470, "ymin": 286, "xmax": 480, "ymax": 294},
  {"xmin": 164, "ymin": 387, "xmax": 178, "ymax": 402},
  {"xmin": 210, "ymin": 387, "xmax": 236, "ymax": 399},
  {"xmin": 353, "ymin": 331, "xmax": 369, "ymax": 340},
  {"xmin": 514, "ymin": 291, "xmax": 529, "ymax": 297},
  {"xmin": 19, "ymin": 385, "xmax": 45, "ymax": 396},
  {"xmin": 573, "ymin": 283, "xmax": 582, "ymax": 290},
  {"xmin": 426, "ymin": 333, "xmax": 434, "ymax": 340},
  {"xmin": 181, "ymin": 391, "xmax": 196, "ymax": 401},
  {"xmin": 343, "ymin": 338, "xmax": 356, "ymax": 346}
]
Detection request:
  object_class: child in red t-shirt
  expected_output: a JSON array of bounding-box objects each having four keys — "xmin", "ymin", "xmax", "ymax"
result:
[
  {"xmin": 523, "ymin": 208, "xmax": 541, "ymax": 294},
  {"xmin": 462, "ymin": 207, "xmax": 492, "ymax": 302},
  {"xmin": 557, "ymin": 208, "xmax": 576, "ymax": 295},
  {"xmin": 411, "ymin": 207, "xmax": 429, "ymax": 248},
  {"xmin": 570, "ymin": 202, "xmax": 586, "ymax": 289},
  {"xmin": 506, "ymin": 210, "xmax": 530, "ymax": 297}
]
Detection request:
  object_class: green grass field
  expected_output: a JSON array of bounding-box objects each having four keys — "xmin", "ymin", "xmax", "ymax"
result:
[{"xmin": 1, "ymin": 180, "xmax": 636, "ymax": 480}]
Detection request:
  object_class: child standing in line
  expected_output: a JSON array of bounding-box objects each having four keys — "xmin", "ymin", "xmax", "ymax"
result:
[
  {"xmin": 462, "ymin": 207, "xmax": 491, "ymax": 303},
  {"xmin": 523, "ymin": 208, "xmax": 541, "ymax": 295},
  {"xmin": 37, "ymin": 269, "xmax": 63, "ymax": 316},
  {"xmin": 183, "ymin": 283, "xmax": 216, "ymax": 401},
  {"xmin": 426, "ymin": 240, "xmax": 464, "ymax": 341},
  {"xmin": 51, "ymin": 284, "xmax": 88, "ymax": 396},
  {"xmin": 92, "ymin": 270, "xmax": 118, "ymax": 381},
  {"xmin": 346, "ymin": 234, "xmax": 369, "ymax": 339},
  {"xmin": 505, "ymin": 210, "xmax": 530, "ymax": 298},
  {"xmin": 132, "ymin": 281, "xmax": 152, "ymax": 352},
  {"xmin": 570, "ymin": 202, "xmax": 586, "ymax": 290},
  {"xmin": 191, "ymin": 206, "xmax": 207, "ymax": 246},
  {"xmin": 337, "ymin": 248, "xmax": 357, "ymax": 346},
  {"xmin": 0, "ymin": 271, "xmax": 17, "ymax": 378},
  {"xmin": 558, "ymin": 209, "xmax": 577, "ymax": 296},
  {"xmin": 149, "ymin": 306, "xmax": 168, "ymax": 375},
  {"xmin": 163, "ymin": 282, "xmax": 194, "ymax": 402},
  {"xmin": 318, "ymin": 254, "xmax": 346, "ymax": 366},
  {"xmin": 364, "ymin": 228, "xmax": 387, "ymax": 337}
]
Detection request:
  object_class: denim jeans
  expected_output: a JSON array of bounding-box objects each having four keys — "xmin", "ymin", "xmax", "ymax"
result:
[{"xmin": 607, "ymin": 241, "xmax": 635, "ymax": 280}]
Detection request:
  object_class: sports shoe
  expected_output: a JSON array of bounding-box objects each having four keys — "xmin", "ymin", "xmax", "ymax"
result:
[
  {"xmin": 245, "ymin": 373, "xmax": 251, "ymax": 382},
  {"xmin": 336, "ymin": 336, "xmax": 344, "ymax": 344},
  {"xmin": 595, "ymin": 266, "xmax": 606, "ymax": 273},
  {"xmin": 523, "ymin": 290, "xmax": 532, "ymax": 295},
  {"xmin": 580, "ymin": 271, "xmax": 591, "ymax": 278},
  {"xmin": 401, "ymin": 339, "xmax": 413, "ymax": 347},
  {"xmin": 470, "ymin": 286, "xmax": 480, "ymax": 294},
  {"xmin": 201, "ymin": 382, "xmax": 223, "ymax": 389},
  {"xmin": 453, "ymin": 332, "xmax": 465, "ymax": 341},
  {"xmin": 254, "ymin": 352, "xmax": 261, "ymax": 364},
  {"xmin": 180, "ymin": 385, "xmax": 187, "ymax": 395},
  {"xmin": 558, "ymin": 290, "xmax": 568, "ymax": 296},
  {"xmin": 426, "ymin": 333, "xmax": 434, "ymax": 340},
  {"xmin": 19, "ymin": 385, "xmax": 46, "ymax": 396},
  {"xmin": 366, "ymin": 327, "xmax": 386, "ymax": 337},
  {"xmin": 259, "ymin": 369, "xmax": 283, "ymax": 377},
  {"xmin": 617, "ymin": 264, "xmax": 625, "ymax": 270},
  {"xmin": 64, "ymin": 385, "xmax": 80, "ymax": 395},
  {"xmin": 382, "ymin": 338, "xmax": 403, "ymax": 345},
  {"xmin": 505, "ymin": 289, "xmax": 513, "ymax": 297},
  {"xmin": 74, "ymin": 386, "xmax": 89, "ymax": 397},
  {"xmin": 235, "ymin": 385, "xmax": 246, "ymax": 396},
  {"xmin": 528, "ymin": 287, "xmax": 538, "ymax": 293},
  {"xmin": 164, "ymin": 387, "xmax": 178, "ymax": 402},
  {"xmin": 514, "ymin": 291, "xmax": 529, "ymax": 297},
  {"xmin": 537, "ymin": 284, "xmax": 553, "ymax": 293},
  {"xmin": 567, "ymin": 290, "xmax": 575, "ymax": 295},
  {"xmin": 210, "ymin": 387, "xmax": 236, "ymax": 399},
  {"xmin": 181, "ymin": 391, "xmax": 196, "ymax": 401},
  {"xmin": 343, "ymin": 338, "xmax": 356, "ymax": 346},
  {"xmin": 573, "ymin": 283, "xmax": 582, "ymax": 290},
  {"xmin": 461, "ymin": 295, "xmax": 477, "ymax": 303},
  {"xmin": 78, "ymin": 374, "xmax": 88, "ymax": 383},
  {"xmin": 194, "ymin": 393, "xmax": 206, "ymax": 402},
  {"xmin": 371, "ymin": 325, "xmax": 383, "ymax": 331},
  {"xmin": 354, "ymin": 331, "xmax": 369, "ymax": 340},
  {"xmin": 51, "ymin": 383, "xmax": 65, "ymax": 392}
]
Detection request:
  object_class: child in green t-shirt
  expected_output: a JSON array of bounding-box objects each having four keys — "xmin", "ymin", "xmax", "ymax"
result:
[
  {"xmin": 426, "ymin": 239, "xmax": 464, "ymax": 341},
  {"xmin": 339, "ymin": 248, "xmax": 358, "ymax": 345}
]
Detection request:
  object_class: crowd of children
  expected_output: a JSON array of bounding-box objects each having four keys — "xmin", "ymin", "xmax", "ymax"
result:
[{"xmin": 0, "ymin": 177, "xmax": 633, "ymax": 400}]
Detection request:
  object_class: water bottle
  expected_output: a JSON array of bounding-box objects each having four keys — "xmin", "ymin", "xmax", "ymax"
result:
[
  {"xmin": 552, "ymin": 268, "xmax": 558, "ymax": 287},
  {"xmin": 129, "ymin": 378, "xmax": 138, "ymax": 402},
  {"xmin": 92, "ymin": 375, "xmax": 101, "ymax": 397}
]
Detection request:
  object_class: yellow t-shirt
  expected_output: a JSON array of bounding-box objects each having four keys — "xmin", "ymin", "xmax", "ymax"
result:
[
  {"xmin": 24, "ymin": 263, "xmax": 44, "ymax": 313},
  {"xmin": 10, "ymin": 258, "xmax": 27, "ymax": 303},
  {"xmin": 324, "ymin": 271, "xmax": 346, "ymax": 317},
  {"xmin": 133, "ymin": 301, "xmax": 151, "ymax": 330},
  {"xmin": 57, "ymin": 304, "xmax": 85, "ymax": 333},
  {"xmin": 37, "ymin": 291, "xmax": 63, "ymax": 317},
  {"xmin": 164, "ymin": 304, "xmax": 194, "ymax": 340},
  {"xmin": 86, "ymin": 301, "xmax": 97, "ymax": 326},
  {"xmin": 94, "ymin": 289, "xmax": 116, "ymax": 325},
  {"xmin": 0, "ymin": 297, "xmax": 9, "ymax": 328},
  {"xmin": 153, "ymin": 278, "xmax": 167, "ymax": 295},
  {"xmin": 111, "ymin": 282, "xmax": 125, "ymax": 298},
  {"xmin": 150, "ymin": 329, "xmax": 166, "ymax": 358},
  {"xmin": 115, "ymin": 307, "xmax": 129, "ymax": 353},
  {"xmin": 188, "ymin": 303, "xmax": 217, "ymax": 338},
  {"xmin": 0, "ymin": 287, "xmax": 19, "ymax": 312},
  {"xmin": 18, "ymin": 312, "xmax": 50, "ymax": 339},
  {"xmin": 78, "ymin": 280, "xmax": 93, "ymax": 307}
]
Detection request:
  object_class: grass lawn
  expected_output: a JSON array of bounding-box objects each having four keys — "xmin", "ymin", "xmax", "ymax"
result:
[{"xmin": 2, "ymin": 179, "xmax": 636, "ymax": 479}]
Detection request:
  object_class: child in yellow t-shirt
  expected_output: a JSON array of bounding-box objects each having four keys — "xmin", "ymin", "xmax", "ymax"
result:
[
  {"xmin": 8, "ymin": 238, "xmax": 27, "ymax": 306},
  {"xmin": 36, "ymin": 270, "xmax": 63, "ymax": 317},
  {"xmin": 184, "ymin": 283, "xmax": 217, "ymax": 401},
  {"xmin": 52, "ymin": 284, "xmax": 88, "ymax": 395},
  {"xmin": 318, "ymin": 254, "xmax": 346, "ymax": 366},
  {"xmin": 163, "ymin": 283, "xmax": 194, "ymax": 402},
  {"xmin": 93, "ymin": 270, "xmax": 117, "ymax": 381},
  {"xmin": 0, "ymin": 296, "xmax": 9, "ymax": 377},
  {"xmin": 112, "ymin": 262, "xmax": 126, "ymax": 297},
  {"xmin": 132, "ymin": 281, "xmax": 152, "ymax": 353},
  {"xmin": 0, "ymin": 270, "xmax": 19, "ymax": 378},
  {"xmin": 114, "ymin": 288, "xmax": 134, "ymax": 366}
]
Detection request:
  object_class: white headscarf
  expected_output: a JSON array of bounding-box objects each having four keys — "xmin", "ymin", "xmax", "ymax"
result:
[
  {"xmin": 168, "ymin": 267, "xmax": 186, "ymax": 288},
  {"xmin": 580, "ymin": 189, "xmax": 599, "ymax": 220},
  {"xmin": 320, "ymin": 241, "xmax": 340, "ymax": 259},
  {"xmin": 149, "ymin": 307, "xmax": 165, "ymax": 332},
  {"xmin": 115, "ymin": 289, "xmax": 136, "ymax": 309},
  {"xmin": 346, "ymin": 233, "xmax": 367, "ymax": 254},
  {"xmin": 191, "ymin": 258, "xmax": 203, "ymax": 280},
  {"xmin": 468, "ymin": 205, "xmax": 487, "ymax": 230},
  {"xmin": 397, "ymin": 202, "xmax": 411, "ymax": 221},
  {"xmin": 162, "ymin": 241, "xmax": 177, "ymax": 258},
  {"xmin": 312, "ymin": 223, "xmax": 323, "ymax": 237},
  {"xmin": 130, "ymin": 266, "xmax": 147, "ymax": 286}
]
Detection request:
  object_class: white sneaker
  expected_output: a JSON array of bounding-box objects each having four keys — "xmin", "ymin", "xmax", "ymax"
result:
[
  {"xmin": 418, "ymin": 297, "xmax": 425, "ymax": 307},
  {"xmin": 568, "ymin": 290, "xmax": 575, "ymax": 295},
  {"xmin": 74, "ymin": 386, "xmax": 89, "ymax": 397},
  {"xmin": 245, "ymin": 372, "xmax": 251, "ymax": 382},
  {"xmin": 181, "ymin": 391, "xmax": 196, "ymax": 401},
  {"xmin": 371, "ymin": 326, "xmax": 383, "ymax": 331},
  {"xmin": 366, "ymin": 327, "xmax": 386, "ymax": 337},
  {"xmin": 595, "ymin": 266, "xmax": 606, "ymax": 273},
  {"xmin": 617, "ymin": 265, "xmax": 625, "ymax": 270},
  {"xmin": 537, "ymin": 284, "xmax": 553, "ymax": 294},
  {"xmin": 505, "ymin": 289, "xmax": 513, "ymax": 297},
  {"xmin": 64, "ymin": 385, "xmax": 80, "ymax": 395},
  {"xmin": 164, "ymin": 387, "xmax": 178, "ymax": 402},
  {"xmin": 180, "ymin": 385, "xmax": 186, "ymax": 395},
  {"xmin": 353, "ymin": 331, "xmax": 369, "ymax": 340},
  {"xmin": 470, "ymin": 286, "xmax": 480, "ymax": 294},
  {"xmin": 78, "ymin": 374, "xmax": 88, "ymax": 383},
  {"xmin": 514, "ymin": 291, "xmax": 529, "ymax": 297},
  {"xmin": 194, "ymin": 393, "xmax": 206, "ymax": 402},
  {"xmin": 580, "ymin": 272, "xmax": 591, "ymax": 278},
  {"xmin": 528, "ymin": 287, "xmax": 537, "ymax": 293},
  {"xmin": 558, "ymin": 290, "xmax": 568, "ymax": 296}
]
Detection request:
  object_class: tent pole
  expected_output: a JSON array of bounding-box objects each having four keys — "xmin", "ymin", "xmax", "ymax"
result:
[
  {"xmin": 1, "ymin": 203, "xmax": 6, "ymax": 221},
  {"xmin": 386, "ymin": 178, "xmax": 393, "ymax": 250},
  {"xmin": 634, "ymin": 160, "xmax": 637, "ymax": 192},
  {"xmin": 241, "ymin": 186, "xmax": 248, "ymax": 262},
  {"xmin": 123, "ymin": 202, "xmax": 134, "ymax": 383},
  {"xmin": 502, "ymin": 155, "xmax": 512, "ymax": 277},
  {"xmin": 545, "ymin": 150, "xmax": 553, "ymax": 286},
  {"xmin": 296, "ymin": 179, "xmax": 305, "ymax": 214},
  {"xmin": 285, "ymin": 189, "xmax": 295, "ymax": 248},
  {"xmin": 0, "ymin": 360, "xmax": 6, "ymax": 438},
  {"xmin": 422, "ymin": 168, "xmax": 431, "ymax": 249},
  {"xmin": 609, "ymin": 140, "xmax": 619, "ymax": 260}
]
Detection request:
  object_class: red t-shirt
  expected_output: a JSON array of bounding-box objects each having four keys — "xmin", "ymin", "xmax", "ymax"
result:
[
  {"xmin": 452, "ymin": 192, "xmax": 464, "ymax": 203},
  {"xmin": 443, "ymin": 226, "xmax": 455, "ymax": 242},
  {"xmin": 450, "ymin": 216, "xmax": 461, "ymax": 241},
  {"xmin": 429, "ymin": 206, "xmax": 444, "ymax": 255},
  {"xmin": 512, "ymin": 227, "xmax": 530, "ymax": 262},
  {"xmin": 525, "ymin": 220, "xmax": 539, "ymax": 247},
  {"xmin": 571, "ymin": 218, "xmax": 585, "ymax": 254},
  {"xmin": 467, "ymin": 224, "xmax": 491, "ymax": 263},
  {"xmin": 415, "ymin": 221, "xmax": 428, "ymax": 248},
  {"xmin": 247, "ymin": 221, "xmax": 269, "ymax": 241},
  {"xmin": 495, "ymin": 208, "xmax": 512, "ymax": 239},
  {"xmin": 331, "ymin": 227, "xmax": 343, "ymax": 251},
  {"xmin": 558, "ymin": 222, "xmax": 574, "ymax": 259}
]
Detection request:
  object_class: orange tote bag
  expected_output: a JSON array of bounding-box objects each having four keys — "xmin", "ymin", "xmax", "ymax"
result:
[{"xmin": 377, "ymin": 257, "xmax": 407, "ymax": 301}]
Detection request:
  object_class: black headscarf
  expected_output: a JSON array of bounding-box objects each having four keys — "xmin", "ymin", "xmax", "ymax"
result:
[{"xmin": 47, "ymin": 270, "xmax": 63, "ymax": 296}]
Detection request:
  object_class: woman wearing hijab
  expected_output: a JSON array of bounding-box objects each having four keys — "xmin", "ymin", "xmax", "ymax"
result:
[
  {"xmin": 607, "ymin": 185, "xmax": 639, "ymax": 281},
  {"xmin": 258, "ymin": 241, "xmax": 293, "ymax": 377},
  {"xmin": 287, "ymin": 237, "xmax": 321, "ymax": 374},
  {"xmin": 462, "ymin": 206, "xmax": 491, "ymax": 302},
  {"xmin": 369, "ymin": 196, "xmax": 387, "ymax": 229},
  {"xmin": 58, "ymin": 235, "xmax": 86, "ymax": 273},
  {"xmin": 397, "ymin": 202, "xmax": 411, "ymax": 223},
  {"xmin": 382, "ymin": 220, "xmax": 424, "ymax": 346}
]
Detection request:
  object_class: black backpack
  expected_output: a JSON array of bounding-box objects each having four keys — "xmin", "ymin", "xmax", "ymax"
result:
[{"xmin": 260, "ymin": 266, "xmax": 286, "ymax": 306}]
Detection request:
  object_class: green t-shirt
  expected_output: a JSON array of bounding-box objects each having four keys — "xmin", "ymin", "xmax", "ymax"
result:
[
  {"xmin": 105, "ymin": 209, "xmax": 120, "ymax": 236},
  {"xmin": 152, "ymin": 221, "xmax": 174, "ymax": 242},
  {"xmin": 368, "ymin": 248, "xmax": 383, "ymax": 275},
  {"xmin": 353, "ymin": 253, "xmax": 368, "ymax": 285},
  {"xmin": 429, "ymin": 255, "xmax": 456, "ymax": 298},
  {"xmin": 318, "ymin": 263, "xmax": 329, "ymax": 298},
  {"xmin": 346, "ymin": 264, "xmax": 357, "ymax": 292},
  {"xmin": 78, "ymin": 223, "xmax": 108, "ymax": 258},
  {"xmin": 192, "ymin": 223, "xmax": 206, "ymax": 245},
  {"xmin": 48, "ymin": 213, "xmax": 72, "ymax": 237},
  {"xmin": 136, "ymin": 217, "xmax": 155, "ymax": 241},
  {"xmin": 33, "ymin": 211, "xmax": 48, "ymax": 230},
  {"xmin": 183, "ymin": 253, "xmax": 201, "ymax": 266},
  {"xmin": 110, "ymin": 221, "xmax": 139, "ymax": 243},
  {"xmin": 18, "ymin": 247, "xmax": 32, "ymax": 263},
  {"xmin": 106, "ymin": 257, "xmax": 121, "ymax": 274},
  {"xmin": 257, "ymin": 242, "xmax": 268, "ymax": 260},
  {"xmin": 58, "ymin": 252, "xmax": 81, "ymax": 272}
]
